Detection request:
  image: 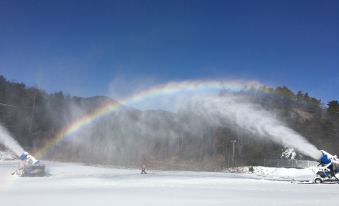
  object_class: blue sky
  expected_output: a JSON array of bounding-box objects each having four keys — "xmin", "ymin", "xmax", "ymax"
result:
[{"xmin": 0, "ymin": 0, "xmax": 338, "ymax": 102}]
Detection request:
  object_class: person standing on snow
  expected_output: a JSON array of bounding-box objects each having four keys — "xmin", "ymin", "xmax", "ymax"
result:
[{"xmin": 141, "ymin": 164, "xmax": 147, "ymax": 174}]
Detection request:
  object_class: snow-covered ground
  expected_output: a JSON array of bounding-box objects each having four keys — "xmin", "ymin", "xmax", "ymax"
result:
[{"xmin": 1, "ymin": 160, "xmax": 338, "ymax": 206}]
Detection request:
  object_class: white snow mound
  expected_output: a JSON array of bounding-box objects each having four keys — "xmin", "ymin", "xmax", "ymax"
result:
[{"xmin": 0, "ymin": 150, "xmax": 16, "ymax": 160}]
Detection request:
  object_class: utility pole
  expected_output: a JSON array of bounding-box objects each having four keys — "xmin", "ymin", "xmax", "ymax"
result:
[
  {"xmin": 231, "ymin": 139, "xmax": 237, "ymax": 166},
  {"xmin": 179, "ymin": 135, "xmax": 183, "ymax": 153},
  {"xmin": 29, "ymin": 91, "xmax": 37, "ymax": 133}
]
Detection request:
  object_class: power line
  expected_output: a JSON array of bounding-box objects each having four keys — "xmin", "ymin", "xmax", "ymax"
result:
[
  {"xmin": 0, "ymin": 102, "xmax": 17, "ymax": 108},
  {"xmin": 0, "ymin": 101, "xmax": 34, "ymax": 109}
]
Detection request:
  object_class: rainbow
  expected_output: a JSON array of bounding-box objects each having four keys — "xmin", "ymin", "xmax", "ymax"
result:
[{"xmin": 33, "ymin": 80, "xmax": 263, "ymax": 159}]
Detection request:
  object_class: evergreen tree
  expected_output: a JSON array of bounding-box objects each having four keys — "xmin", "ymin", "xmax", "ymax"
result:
[{"xmin": 327, "ymin": 101, "xmax": 339, "ymax": 114}]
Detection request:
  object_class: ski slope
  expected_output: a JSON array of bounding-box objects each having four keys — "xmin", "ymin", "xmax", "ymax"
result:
[{"xmin": 0, "ymin": 161, "xmax": 338, "ymax": 206}]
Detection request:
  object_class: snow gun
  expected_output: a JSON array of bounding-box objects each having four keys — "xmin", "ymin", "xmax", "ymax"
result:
[
  {"xmin": 314, "ymin": 150, "xmax": 339, "ymax": 183},
  {"xmin": 11, "ymin": 152, "xmax": 46, "ymax": 177}
]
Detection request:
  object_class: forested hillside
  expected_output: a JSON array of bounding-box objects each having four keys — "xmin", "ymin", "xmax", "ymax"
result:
[
  {"xmin": 0, "ymin": 75, "xmax": 117, "ymax": 151},
  {"xmin": 1, "ymin": 74, "xmax": 338, "ymax": 170}
]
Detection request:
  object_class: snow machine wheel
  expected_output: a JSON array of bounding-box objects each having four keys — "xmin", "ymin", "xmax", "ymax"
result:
[{"xmin": 314, "ymin": 178, "xmax": 323, "ymax": 184}]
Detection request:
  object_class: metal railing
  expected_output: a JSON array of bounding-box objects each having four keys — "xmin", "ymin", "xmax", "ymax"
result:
[{"xmin": 261, "ymin": 159, "xmax": 318, "ymax": 168}]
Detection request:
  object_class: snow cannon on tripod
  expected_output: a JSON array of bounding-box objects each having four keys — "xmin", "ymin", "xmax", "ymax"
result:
[
  {"xmin": 12, "ymin": 152, "xmax": 46, "ymax": 177},
  {"xmin": 314, "ymin": 150, "xmax": 339, "ymax": 183}
]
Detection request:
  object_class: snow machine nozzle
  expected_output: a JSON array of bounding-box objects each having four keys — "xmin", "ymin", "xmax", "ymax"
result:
[
  {"xmin": 19, "ymin": 151, "xmax": 39, "ymax": 165},
  {"xmin": 319, "ymin": 150, "xmax": 332, "ymax": 165},
  {"xmin": 19, "ymin": 151, "xmax": 29, "ymax": 160},
  {"xmin": 318, "ymin": 150, "xmax": 338, "ymax": 165}
]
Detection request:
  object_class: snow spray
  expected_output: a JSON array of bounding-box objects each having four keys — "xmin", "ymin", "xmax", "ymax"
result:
[
  {"xmin": 185, "ymin": 94, "xmax": 322, "ymax": 160},
  {"xmin": 0, "ymin": 123, "xmax": 24, "ymax": 156}
]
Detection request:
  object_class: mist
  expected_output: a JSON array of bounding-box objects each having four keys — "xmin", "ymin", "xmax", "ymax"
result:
[
  {"xmin": 50, "ymin": 80, "xmax": 322, "ymax": 169},
  {"xmin": 183, "ymin": 94, "xmax": 322, "ymax": 160},
  {"xmin": 0, "ymin": 123, "xmax": 24, "ymax": 156}
]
